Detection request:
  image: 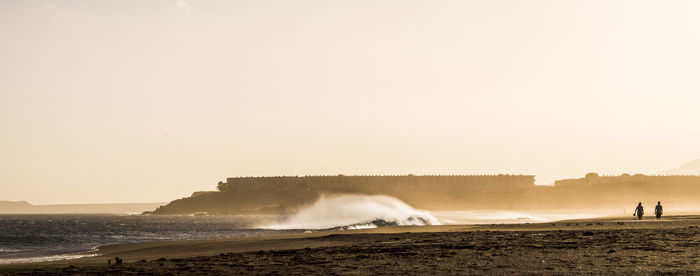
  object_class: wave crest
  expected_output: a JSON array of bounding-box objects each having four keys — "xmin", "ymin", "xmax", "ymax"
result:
[{"xmin": 268, "ymin": 194, "xmax": 440, "ymax": 229}]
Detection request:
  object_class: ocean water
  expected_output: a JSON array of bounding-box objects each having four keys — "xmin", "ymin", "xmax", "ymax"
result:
[
  {"xmin": 0, "ymin": 196, "xmax": 443, "ymax": 264},
  {"xmin": 0, "ymin": 195, "xmax": 605, "ymax": 264},
  {"xmin": 0, "ymin": 214, "xmax": 299, "ymax": 264}
]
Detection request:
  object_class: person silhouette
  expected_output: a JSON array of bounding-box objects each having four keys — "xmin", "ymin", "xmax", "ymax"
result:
[
  {"xmin": 633, "ymin": 202, "xmax": 644, "ymax": 220},
  {"xmin": 655, "ymin": 201, "xmax": 663, "ymax": 220}
]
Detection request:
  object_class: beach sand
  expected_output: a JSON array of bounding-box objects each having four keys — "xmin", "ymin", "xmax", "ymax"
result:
[{"xmin": 1, "ymin": 215, "xmax": 698, "ymax": 275}]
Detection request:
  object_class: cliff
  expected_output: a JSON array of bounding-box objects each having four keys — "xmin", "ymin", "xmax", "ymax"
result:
[
  {"xmin": 151, "ymin": 173, "xmax": 700, "ymax": 215},
  {"xmin": 151, "ymin": 175, "xmax": 536, "ymax": 215},
  {"xmin": 546, "ymin": 174, "xmax": 700, "ymax": 209}
]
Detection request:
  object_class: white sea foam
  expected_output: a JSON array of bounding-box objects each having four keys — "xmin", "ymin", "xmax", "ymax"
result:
[
  {"xmin": 267, "ymin": 194, "xmax": 441, "ymax": 229},
  {"xmin": 0, "ymin": 252, "xmax": 99, "ymax": 264},
  {"xmin": 433, "ymin": 211, "xmax": 604, "ymax": 225}
]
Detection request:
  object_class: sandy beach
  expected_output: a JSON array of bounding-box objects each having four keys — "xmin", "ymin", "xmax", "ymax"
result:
[{"xmin": 1, "ymin": 215, "xmax": 698, "ymax": 275}]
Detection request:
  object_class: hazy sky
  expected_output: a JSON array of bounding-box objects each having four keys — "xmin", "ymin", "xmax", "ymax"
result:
[{"xmin": 2, "ymin": 0, "xmax": 699, "ymax": 204}]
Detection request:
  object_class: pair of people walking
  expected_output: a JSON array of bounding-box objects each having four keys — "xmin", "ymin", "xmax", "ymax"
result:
[{"xmin": 634, "ymin": 201, "xmax": 663, "ymax": 220}]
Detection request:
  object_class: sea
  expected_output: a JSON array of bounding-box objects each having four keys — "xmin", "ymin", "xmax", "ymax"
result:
[
  {"xmin": 0, "ymin": 214, "xmax": 299, "ymax": 264},
  {"xmin": 0, "ymin": 194, "xmax": 605, "ymax": 264}
]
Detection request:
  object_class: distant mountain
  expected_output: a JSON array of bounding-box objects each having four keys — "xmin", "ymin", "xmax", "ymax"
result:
[
  {"xmin": 0, "ymin": 201, "xmax": 165, "ymax": 214},
  {"xmin": 660, "ymin": 159, "xmax": 700, "ymax": 175},
  {"xmin": 0, "ymin": 200, "xmax": 33, "ymax": 212}
]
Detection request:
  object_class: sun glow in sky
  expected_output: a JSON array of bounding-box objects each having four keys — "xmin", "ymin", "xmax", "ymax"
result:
[{"xmin": 1, "ymin": 0, "xmax": 699, "ymax": 204}]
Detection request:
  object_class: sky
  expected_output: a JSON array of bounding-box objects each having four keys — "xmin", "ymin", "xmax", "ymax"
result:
[{"xmin": 1, "ymin": 0, "xmax": 699, "ymax": 204}]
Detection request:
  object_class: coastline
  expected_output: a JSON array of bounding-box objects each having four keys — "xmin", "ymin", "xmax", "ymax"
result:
[
  {"xmin": 1, "ymin": 215, "xmax": 698, "ymax": 274},
  {"xmin": 0, "ymin": 210, "xmax": 606, "ymax": 266}
]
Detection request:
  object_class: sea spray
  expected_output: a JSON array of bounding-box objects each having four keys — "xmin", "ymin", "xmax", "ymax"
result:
[
  {"xmin": 432, "ymin": 211, "xmax": 605, "ymax": 225},
  {"xmin": 267, "ymin": 194, "xmax": 441, "ymax": 229}
]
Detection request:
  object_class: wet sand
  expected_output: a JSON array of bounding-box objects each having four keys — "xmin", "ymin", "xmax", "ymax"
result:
[{"xmin": 1, "ymin": 215, "xmax": 699, "ymax": 275}]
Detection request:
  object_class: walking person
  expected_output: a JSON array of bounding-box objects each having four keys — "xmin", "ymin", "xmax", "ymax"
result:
[
  {"xmin": 633, "ymin": 202, "xmax": 644, "ymax": 220},
  {"xmin": 655, "ymin": 201, "xmax": 663, "ymax": 220}
]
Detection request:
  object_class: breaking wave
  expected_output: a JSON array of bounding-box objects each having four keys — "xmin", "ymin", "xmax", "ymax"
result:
[{"xmin": 268, "ymin": 194, "xmax": 441, "ymax": 230}]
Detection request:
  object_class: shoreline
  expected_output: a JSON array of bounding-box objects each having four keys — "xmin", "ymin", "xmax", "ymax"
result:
[
  {"xmin": 1, "ymin": 214, "xmax": 694, "ymax": 264},
  {"xmin": 0, "ymin": 210, "xmax": 629, "ymax": 263},
  {"xmin": 1, "ymin": 215, "xmax": 698, "ymax": 274},
  {"xmin": 0, "ymin": 224, "xmax": 480, "ymax": 267},
  {"xmin": 0, "ymin": 251, "xmax": 100, "ymax": 266},
  {"xmin": 0, "ymin": 211, "xmax": 603, "ymax": 265}
]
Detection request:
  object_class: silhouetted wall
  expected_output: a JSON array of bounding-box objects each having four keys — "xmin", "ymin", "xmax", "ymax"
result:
[
  {"xmin": 221, "ymin": 175, "xmax": 534, "ymax": 193},
  {"xmin": 150, "ymin": 174, "xmax": 700, "ymax": 215},
  {"xmin": 547, "ymin": 174, "xmax": 700, "ymax": 209},
  {"xmin": 153, "ymin": 175, "xmax": 535, "ymax": 215}
]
